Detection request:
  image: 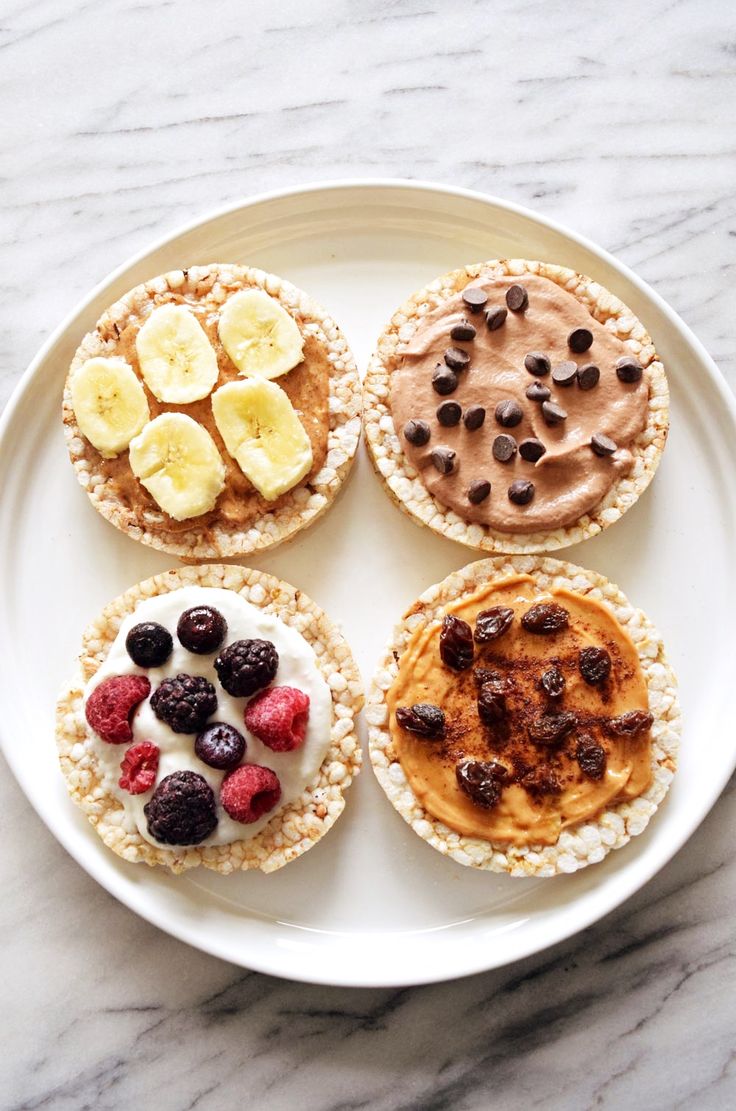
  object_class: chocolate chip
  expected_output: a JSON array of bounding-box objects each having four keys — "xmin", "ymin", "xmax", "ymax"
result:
[
  {"xmin": 485, "ymin": 306, "xmax": 508, "ymax": 331},
  {"xmin": 519, "ymin": 437, "xmax": 546, "ymax": 463},
  {"xmin": 444, "ymin": 347, "xmax": 470, "ymax": 371},
  {"xmin": 591, "ymin": 433, "xmax": 617, "ymax": 456},
  {"xmin": 494, "ymin": 399, "xmax": 523, "ymax": 428},
  {"xmin": 568, "ymin": 327, "xmax": 593, "ymax": 353},
  {"xmin": 542, "ymin": 400, "xmax": 567, "ymax": 425},
  {"xmin": 467, "ymin": 479, "xmax": 491, "ymax": 505},
  {"xmin": 403, "ymin": 419, "xmax": 431, "ymax": 446},
  {"xmin": 526, "ymin": 381, "xmax": 551, "ymax": 402},
  {"xmin": 616, "ymin": 356, "xmax": 643, "ymax": 383},
  {"xmin": 451, "ymin": 320, "xmax": 476, "ymax": 341},
  {"xmin": 462, "ymin": 287, "xmax": 488, "ymax": 313},
  {"xmin": 430, "ymin": 447, "xmax": 456, "ymax": 474},
  {"xmin": 577, "ymin": 363, "xmax": 600, "ymax": 390},
  {"xmin": 505, "ymin": 284, "xmax": 528, "ymax": 312},
  {"xmin": 432, "ymin": 365, "xmax": 458, "ymax": 395},
  {"xmin": 436, "ymin": 401, "xmax": 462, "ymax": 427},
  {"xmin": 463, "ymin": 405, "xmax": 486, "ymax": 431},
  {"xmin": 524, "ymin": 351, "xmax": 551, "ymax": 377},
  {"xmin": 551, "ymin": 361, "xmax": 578, "ymax": 387},
  {"xmin": 493, "ymin": 434, "xmax": 517, "ymax": 463},
  {"xmin": 508, "ymin": 479, "xmax": 534, "ymax": 505}
]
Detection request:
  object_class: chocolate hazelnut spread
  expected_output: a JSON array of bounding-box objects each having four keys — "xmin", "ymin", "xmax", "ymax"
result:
[
  {"xmin": 94, "ymin": 292, "xmax": 329, "ymax": 536},
  {"xmin": 390, "ymin": 274, "xmax": 649, "ymax": 533},
  {"xmin": 386, "ymin": 575, "xmax": 653, "ymax": 846}
]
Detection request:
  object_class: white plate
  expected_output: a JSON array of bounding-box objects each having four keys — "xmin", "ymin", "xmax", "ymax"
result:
[{"xmin": 1, "ymin": 181, "xmax": 734, "ymax": 988}]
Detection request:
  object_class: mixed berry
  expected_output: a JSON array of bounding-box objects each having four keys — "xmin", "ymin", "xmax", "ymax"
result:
[{"xmin": 85, "ymin": 602, "xmax": 313, "ymax": 846}]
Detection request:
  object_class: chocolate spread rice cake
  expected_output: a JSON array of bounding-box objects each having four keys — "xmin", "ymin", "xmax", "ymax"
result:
[
  {"xmin": 367, "ymin": 555, "xmax": 680, "ymax": 877},
  {"xmin": 364, "ymin": 259, "xmax": 669, "ymax": 553},
  {"xmin": 56, "ymin": 564, "xmax": 363, "ymax": 874},
  {"xmin": 63, "ymin": 264, "xmax": 361, "ymax": 559}
]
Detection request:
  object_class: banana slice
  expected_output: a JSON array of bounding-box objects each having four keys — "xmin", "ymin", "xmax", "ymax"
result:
[
  {"xmin": 71, "ymin": 357, "xmax": 150, "ymax": 458},
  {"xmin": 212, "ymin": 379, "xmax": 313, "ymax": 501},
  {"xmin": 218, "ymin": 289, "xmax": 304, "ymax": 380},
  {"xmin": 129, "ymin": 412, "xmax": 225, "ymax": 521},
  {"xmin": 135, "ymin": 304, "xmax": 219, "ymax": 403}
]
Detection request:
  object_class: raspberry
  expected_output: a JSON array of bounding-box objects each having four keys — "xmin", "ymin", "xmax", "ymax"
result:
[
  {"xmin": 150, "ymin": 673, "xmax": 217, "ymax": 734},
  {"xmin": 220, "ymin": 764, "xmax": 281, "ymax": 824},
  {"xmin": 214, "ymin": 639, "xmax": 278, "ymax": 698},
  {"xmin": 119, "ymin": 741, "xmax": 159, "ymax": 794},
  {"xmin": 244, "ymin": 686, "xmax": 310, "ymax": 752},
  {"xmin": 195, "ymin": 722, "xmax": 246, "ymax": 770},
  {"xmin": 144, "ymin": 770, "xmax": 218, "ymax": 845},
  {"xmin": 85, "ymin": 674, "xmax": 151, "ymax": 745},
  {"xmin": 177, "ymin": 606, "xmax": 227, "ymax": 654},
  {"xmin": 125, "ymin": 622, "xmax": 173, "ymax": 668}
]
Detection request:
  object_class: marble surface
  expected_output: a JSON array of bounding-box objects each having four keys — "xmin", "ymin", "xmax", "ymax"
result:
[{"xmin": 2, "ymin": 0, "xmax": 735, "ymax": 1107}]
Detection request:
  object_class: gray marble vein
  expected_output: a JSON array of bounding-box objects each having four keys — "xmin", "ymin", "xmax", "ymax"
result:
[{"xmin": 1, "ymin": 0, "xmax": 735, "ymax": 1108}]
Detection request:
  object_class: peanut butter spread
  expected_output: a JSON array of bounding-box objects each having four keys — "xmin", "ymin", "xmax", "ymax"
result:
[
  {"xmin": 390, "ymin": 274, "xmax": 649, "ymax": 532},
  {"xmin": 93, "ymin": 291, "xmax": 329, "ymax": 535},
  {"xmin": 386, "ymin": 575, "xmax": 653, "ymax": 846}
]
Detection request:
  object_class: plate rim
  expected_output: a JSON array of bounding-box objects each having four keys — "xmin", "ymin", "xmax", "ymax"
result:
[{"xmin": 2, "ymin": 177, "xmax": 734, "ymax": 987}]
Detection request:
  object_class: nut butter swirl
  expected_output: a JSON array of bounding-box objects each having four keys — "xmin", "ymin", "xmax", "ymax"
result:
[
  {"xmin": 386, "ymin": 575, "xmax": 653, "ymax": 846},
  {"xmin": 390, "ymin": 274, "xmax": 649, "ymax": 533}
]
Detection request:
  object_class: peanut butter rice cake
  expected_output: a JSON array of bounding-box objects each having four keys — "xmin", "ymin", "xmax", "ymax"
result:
[
  {"xmin": 56, "ymin": 565, "xmax": 363, "ymax": 874},
  {"xmin": 364, "ymin": 260, "xmax": 669, "ymax": 553},
  {"xmin": 368, "ymin": 556, "xmax": 680, "ymax": 877},
  {"xmin": 63, "ymin": 264, "xmax": 361, "ymax": 559}
]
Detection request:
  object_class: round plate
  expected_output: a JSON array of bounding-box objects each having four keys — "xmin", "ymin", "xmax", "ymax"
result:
[{"xmin": 1, "ymin": 181, "xmax": 733, "ymax": 987}]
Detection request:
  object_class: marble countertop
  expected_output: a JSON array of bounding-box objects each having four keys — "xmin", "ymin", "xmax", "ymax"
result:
[{"xmin": 2, "ymin": 0, "xmax": 735, "ymax": 1107}]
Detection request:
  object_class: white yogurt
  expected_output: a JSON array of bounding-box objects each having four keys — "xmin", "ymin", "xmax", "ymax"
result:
[{"xmin": 85, "ymin": 586, "xmax": 332, "ymax": 848}]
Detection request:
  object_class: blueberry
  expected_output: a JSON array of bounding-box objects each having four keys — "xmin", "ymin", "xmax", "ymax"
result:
[
  {"xmin": 195, "ymin": 722, "xmax": 246, "ymax": 770},
  {"xmin": 177, "ymin": 606, "xmax": 227, "ymax": 654},
  {"xmin": 125, "ymin": 622, "xmax": 173, "ymax": 668}
]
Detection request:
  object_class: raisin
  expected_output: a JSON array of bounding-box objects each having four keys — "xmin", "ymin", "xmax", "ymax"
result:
[
  {"xmin": 579, "ymin": 646, "xmax": 612, "ymax": 685},
  {"xmin": 608, "ymin": 710, "xmax": 654, "ymax": 736},
  {"xmin": 474, "ymin": 606, "xmax": 514, "ymax": 643},
  {"xmin": 439, "ymin": 614, "xmax": 474, "ymax": 671},
  {"xmin": 456, "ymin": 760, "xmax": 507, "ymax": 808},
  {"xmin": 528, "ymin": 711, "xmax": 578, "ymax": 745},
  {"xmin": 477, "ymin": 684, "xmax": 507, "ymax": 725},
  {"xmin": 473, "ymin": 668, "xmax": 513, "ymax": 694},
  {"xmin": 519, "ymin": 765, "xmax": 561, "ymax": 799},
  {"xmin": 541, "ymin": 665, "xmax": 565, "ymax": 699},
  {"xmin": 576, "ymin": 734, "xmax": 607, "ymax": 779},
  {"xmin": 521, "ymin": 603, "xmax": 570, "ymax": 635},
  {"xmin": 396, "ymin": 703, "xmax": 446, "ymax": 739}
]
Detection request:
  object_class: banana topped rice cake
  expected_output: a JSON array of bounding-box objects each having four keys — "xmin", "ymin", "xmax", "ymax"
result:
[{"xmin": 63, "ymin": 264, "xmax": 361, "ymax": 559}]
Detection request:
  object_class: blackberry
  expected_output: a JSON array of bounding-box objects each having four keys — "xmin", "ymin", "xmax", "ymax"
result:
[
  {"xmin": 195, "ymin": 722, "xmax": 246, "ymax": 770},
  {"xmin": 177, "ymin": 606, "xmax": 227, "ymax": 654},
  {"xmin": 214, "ymin": 639, "xmax": 279, "ymax": 698},
  {"xmin": 125, "ymin": 622, "xmax": 173, "ymax": 668},
  {"xmin": 150, "ymin": 673, "xmax": 217, "ymax": 733},
  {"xmin": 144, "ymin": 771, "xmax": 217, "ymax": 845}
]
